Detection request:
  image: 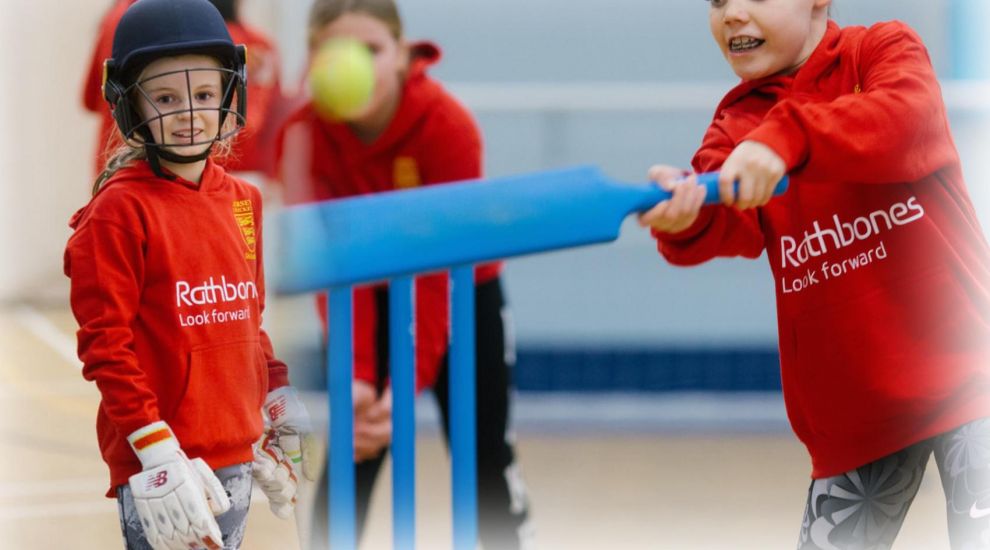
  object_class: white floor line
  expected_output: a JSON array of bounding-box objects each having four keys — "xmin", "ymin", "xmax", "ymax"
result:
[
  {"xmin": 0, "ymin": 477, "xmax": 106, "ymax": 499},
  {"xmin": 13, "ymin": 305, "xmax": 81, "ymax": 369},
  {"xmin": 0, "ymin": 500, "xmax": 118, "ymax": 521},
  {"xmin": 0, "ymin": 481, "xmax": 274, "ymax": 520}
]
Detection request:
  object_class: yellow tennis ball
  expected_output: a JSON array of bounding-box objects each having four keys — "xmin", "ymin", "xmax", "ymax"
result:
[{"xmin": 309, "ymin": 38, "xmax": 375, "ymax": 120}]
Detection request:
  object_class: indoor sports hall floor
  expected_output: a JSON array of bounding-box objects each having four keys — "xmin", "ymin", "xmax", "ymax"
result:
[{"xmin": 0, "ymin": 296, "xmax": 954, "ymax": 550}]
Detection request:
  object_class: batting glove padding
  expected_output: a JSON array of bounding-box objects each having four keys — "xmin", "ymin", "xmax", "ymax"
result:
[
  {"xmin": 126, "ymin": 421, "xmax": 231, "ymax": 550},
  {"xmin": 252, "ymin": 429, "xmax": 298, "ymax": 519},
  {"xmin": 263, "ymin": 386, "xmax": 319, "ymax": 481}
]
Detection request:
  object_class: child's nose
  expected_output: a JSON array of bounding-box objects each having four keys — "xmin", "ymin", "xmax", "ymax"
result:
[
  {"xmin": 174, "ymin": 99, "xmax": 194, "ymax": 117},
  {"xmin": 722, "ymin": 0, "xmax": 750, "ymax": 22}
]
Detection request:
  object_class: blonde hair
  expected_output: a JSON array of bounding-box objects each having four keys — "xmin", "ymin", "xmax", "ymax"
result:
[
  {"xmin": 91, "ymin": 133, "xmax": 234, "ymax": 196},
  {"xmin": 307, "ymin": 0, "xmax": 403, "ymax": 50},
  {"xmin": 92, "ymin": 138, "xmax": 147, "ymax": 196}
]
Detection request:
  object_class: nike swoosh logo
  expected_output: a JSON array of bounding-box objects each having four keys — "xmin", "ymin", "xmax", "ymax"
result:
[{"xmin": 970, "ymin": 503, "xmax": 990, "ymax": 519}]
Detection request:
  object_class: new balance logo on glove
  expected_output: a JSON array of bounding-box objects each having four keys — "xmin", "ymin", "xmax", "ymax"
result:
[
  {"xmin": 145, "ymin": 470, "xmax": 169, "ymax": 491},
  {"xmin": 267, "ymin": 398, "xmax": 288, "ymax": 423}
]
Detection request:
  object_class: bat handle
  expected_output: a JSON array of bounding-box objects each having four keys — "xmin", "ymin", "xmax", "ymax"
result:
[{"xmin": 636, "ymin": 172, "xmax": 790, "ymax": 211}]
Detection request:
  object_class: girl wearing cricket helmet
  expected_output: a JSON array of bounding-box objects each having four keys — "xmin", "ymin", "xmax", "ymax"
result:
[{"xmin": 65, "ymin": 0, "xmax": 313, "ymax": 548}]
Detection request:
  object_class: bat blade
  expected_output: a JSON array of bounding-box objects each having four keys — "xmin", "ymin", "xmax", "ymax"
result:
[{"xmin": 275, "ymin": 165, "xmax": 787, "ymax": 293}]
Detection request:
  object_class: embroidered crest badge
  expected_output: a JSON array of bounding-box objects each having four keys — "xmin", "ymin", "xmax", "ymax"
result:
[
  {"xmin": 232, "ymin": 199, "xmax": 257, "ymax": 260},
  {"xmin": 393, "ymin": 156, "xmax": 421, "ymax": 189}
]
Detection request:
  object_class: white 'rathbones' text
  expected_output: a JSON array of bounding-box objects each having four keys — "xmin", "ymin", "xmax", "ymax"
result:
[
  {"xmin": 780, "ymin": 197, "xmax": 923, "ymax": 269},
  {"xmin": 176, "ymin": 276, "xmax": 258, "ymax": 307}
]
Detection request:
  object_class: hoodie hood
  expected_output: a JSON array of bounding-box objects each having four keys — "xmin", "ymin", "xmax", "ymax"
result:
[{"xmin": 70, "ymin": 159, "xmax": 224, "ymax": 229}]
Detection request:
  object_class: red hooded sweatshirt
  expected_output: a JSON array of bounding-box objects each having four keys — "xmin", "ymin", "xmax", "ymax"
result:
[
  {"xmin": 64, "ymin": 159, "xmax": 289, "ymax": 495},
  {"xmin": 81, "ymin": 0, "xmax": 282, "ymax": 176},
  {"xmin": 655, "ymin": 21, "xmax": 990, "ymax": 478},
  {"xmin": 277, "ymin": 42, "xmax": 501, "ymax": 392}
]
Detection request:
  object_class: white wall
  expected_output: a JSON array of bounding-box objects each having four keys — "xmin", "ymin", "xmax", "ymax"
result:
[{"xmin": 0, "ymin": 1, "xmax": 102, "ymax": 302}]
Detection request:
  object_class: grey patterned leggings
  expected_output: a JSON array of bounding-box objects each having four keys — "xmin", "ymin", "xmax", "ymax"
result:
[
  {"xmin": 116, "ymin": 462, "xmax": 253, "ymax": 550},
  {"xmin": 798, "ymin": 417, "xmax": 990, "ymax": 550}
]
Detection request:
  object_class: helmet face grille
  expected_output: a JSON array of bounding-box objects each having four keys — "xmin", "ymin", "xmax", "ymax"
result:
[{"xmin": 120, "ymin": 66, "xmax": 246, "ymax": 155}]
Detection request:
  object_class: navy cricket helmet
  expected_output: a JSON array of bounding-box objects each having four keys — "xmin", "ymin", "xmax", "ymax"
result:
[{"xmin": 103, "ymin": 0, "xmax": 247, "ymax": 169}]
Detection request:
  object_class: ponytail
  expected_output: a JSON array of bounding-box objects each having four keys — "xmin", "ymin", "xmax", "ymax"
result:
[{"xmin": 92, "ymin": 144, "xmax": 145, "ymax": 196}]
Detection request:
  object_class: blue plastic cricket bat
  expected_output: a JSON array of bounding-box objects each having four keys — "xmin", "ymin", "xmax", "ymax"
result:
[{"xmin": 275, "ymin": 165, "xmax": 788, "ymax": 293}]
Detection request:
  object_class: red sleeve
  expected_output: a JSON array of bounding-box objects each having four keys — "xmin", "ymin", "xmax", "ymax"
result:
[
  {"xmin": 418, "ymin": 100, "xmax": 482, "ymax": 184},
  {"xmin": 411, "ymin": 272, "xmax": 449, "ymax": 391},
  {"xmin": 652, "ymin": 118, "xmax": 766, "ymax": 265},
  {"xmin": 316, "ymin": 277, "xmax": 451, "ymax": 393},
  {"xmin": 65, "ymin": 216, "xmax": 161, "ymax": 436},
  {"xmin": 352, "ymin": 286, "xmax": 380, "ymax": 386},
  {"xmin": 274, "ymin": 110, "xmax": 325, "ymax": 205},
  {"xmin": 745, "ymin": 22, "xmax": 956, "ymax": 184},
  {"xmin": 314, "ymin": 286, "xmax": 381, "ymax": 387}
]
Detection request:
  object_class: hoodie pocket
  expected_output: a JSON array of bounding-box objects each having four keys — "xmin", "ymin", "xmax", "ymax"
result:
[{"xmin": 168, "ymin": 340, "xmax": 266, "ymax": 454}]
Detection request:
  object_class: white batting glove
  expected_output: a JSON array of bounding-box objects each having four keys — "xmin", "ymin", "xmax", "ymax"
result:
[
  {"xmin": 252, "ymin": 429, "xmax": 298, "ymax": 519},
  {"xmin": 127, "ymin": 421, "xmax": 231, "ymax": 550},
  {"xmin": 263, "ymin": 386, "xmax": 319, "ymax": 481}
]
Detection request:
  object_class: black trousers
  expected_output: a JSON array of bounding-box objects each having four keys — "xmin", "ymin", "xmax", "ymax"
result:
[{"xmin": 313, "ymin": 276, "xmax": 530, "ymax": 550}]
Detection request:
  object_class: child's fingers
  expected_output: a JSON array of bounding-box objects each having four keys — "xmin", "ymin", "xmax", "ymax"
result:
[
  {"xmin": 364, "ymin": 399, "xmax": 392, "ymax": 423},
  {"xmin": 637, "ymin": 200, "xmax": 670, "ymax": 229},
  {"xmin": 758, "ymin": 172, "xmax": 780, "ymax": 206},
  {"xmin": 718, "ymin": 169, "xmax": 737, "ymax": 206},
  {"xmin": 736, "ymin": 172, "xmax": 756, "ymax": 209},
  {"xmin": 354, "ymin": 436, "xmax": 384, "ymax": 462},
  {"xmin": 367, "ymin": 388, "xmax": 392, "ymax": 422},
  {"xmin": 648, "ymin": 164, "xmax": 689, "ymax": 191},
  {"xmin": 756, "ymin": 177, "xmax": 779, "ymax": 206},
  {"xmin": 742, "ymin": 172, "xmax": 778, "ymax": 209},
  {"xmin": 675, "ymin": 184, "xmax": 707, "ymax": 232},
  {"xmin": 352, "ymin": 380, "xmax": 376, "ymax": 414},
  {"xmin": 726, "ymin": 140, "xmax": 786, "ymax": 208},
  {"xmin": 690, "ymin": 183, "xmax": 707, "ymax": 215},
  {"xmin": 665, "ymin": 179, "xmax": 696, "ymax": 220},
  {"xmin": 354, "ymin": 417, "xmax": 392, "ymax": 461},
  {"xmin": 638, "ymin": 180, "xmax": 704, "ymax": 233}
]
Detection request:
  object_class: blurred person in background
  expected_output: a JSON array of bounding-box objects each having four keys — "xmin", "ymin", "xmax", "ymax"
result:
[{"xmin": 276, "ymin": 0, "xmax": 533, "ymax": 548}]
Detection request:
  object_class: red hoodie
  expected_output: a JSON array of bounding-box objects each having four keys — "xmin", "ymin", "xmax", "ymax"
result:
[
  {"xmin": 64, "ymin": 160, "xmax": 289, "ymax": 494},
  {"xmin": 655, "ymin": 21, "xmax": 990, "ymax": 478},
  {"xmin": 81, "ymin": 0, "xmax": 282, "ymax": 176},
  {"xmin": 277, "ymin": 42, "xmax": 501, "ymax": 392}
]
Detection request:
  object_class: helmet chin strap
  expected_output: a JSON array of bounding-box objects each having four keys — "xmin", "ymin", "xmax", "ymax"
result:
[{"xmin": 140, "ymin": 128, "xmax": 216, "ymax": 179}]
